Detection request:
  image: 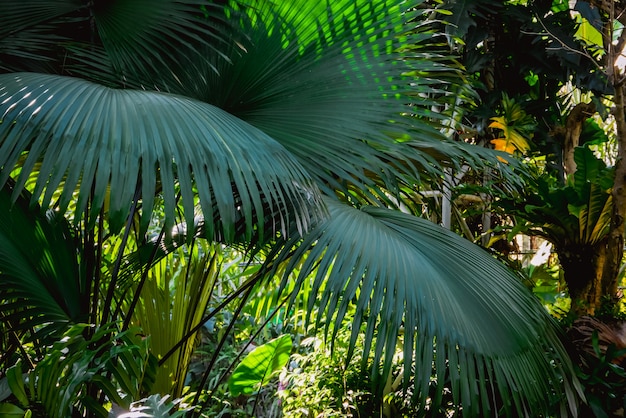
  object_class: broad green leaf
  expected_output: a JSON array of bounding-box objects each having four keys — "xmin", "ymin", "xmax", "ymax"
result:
[
  {"xmin": 574, "ymin": 17, "xmax": 603, "ymax": 48},
  {"xmin": 579, "ymin": 183, "xmax": 612, "ymax": 244},
  {"xmin": 0, "ymin": 403, "xmax": 26, "ymax": 416},
  {"xmin": 573, "ymin": 146, "xmax": 606, "ymax": 187},
  {"xmin": 228, "ymin": 334, "xmax": 292, "ymax": 396},
  {"xmin": 6, "ymin": 362, "xmax": 28, "ymax": 408},
  {"xmin": 580, "ymin": 118, "xmax": 609, "ymax": 146}
]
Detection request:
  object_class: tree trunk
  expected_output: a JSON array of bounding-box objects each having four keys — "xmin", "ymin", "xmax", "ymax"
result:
[
  {"xmin": 601, "ymin": 80, "xmax": 626, "ymax": 311},
  {"xmin": 563, "ymin": 102, "xmax": 596, "ymax": 177},
  {"xmin": 561, "ymin": 242, "xmax": 608, "ymax": 315}
]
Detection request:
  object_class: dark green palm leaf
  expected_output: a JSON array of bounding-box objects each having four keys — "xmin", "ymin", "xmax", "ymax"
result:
[
  {"xmin": 273, "ymin": 198, "xmax": 581, "ymax": 416},
  {"xmin": 92, "ymin": 0, "xmax": 230, "ymax": 82},
  {"xmin": 0, "ymin": 179, "xmax": 84, "ymax": 340},
  {"xmin": 0, "ymin": 0, "xmax": 80, "ymax": 36},
  {"xmin": 0, "ymin": 0, "xmax": 230, "ymax": 84},
  {"xmin": 0, "ymin": 73, "xmax": 322, "ymax": 238},
  {"xmin": 0, "ymin": 0, "xmax": 81, "ymax": 72}
]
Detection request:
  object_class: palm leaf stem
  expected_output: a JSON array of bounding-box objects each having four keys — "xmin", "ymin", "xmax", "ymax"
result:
[
  {"xmin": 211, "ymin": 287, "xmax": 292, "ymax": 402},
  {"xmin": 158, "ymin": 271, "xmax": 255, "ymax": 368},
  {"xmin": 100, "ymin": 183, "xmax": 140, "ymax": 327},
  {"xmin": 89, "ymin": 206, "xmax": 105, "ymax": 327},
  {"xmin": 191, "ymin": 285, "xmax": 255, "ymax": 411},
  {"xmin": 120, "ymin": 224, "xmax": 168, "ymax": 331},
  {"xmin": 0, "ymin": 311, "xmax": 35, "ymax": 370}
]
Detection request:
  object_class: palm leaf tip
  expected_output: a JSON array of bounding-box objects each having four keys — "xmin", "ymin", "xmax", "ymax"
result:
[
  {"xmin": 278, "ymin": 199, "xmax": 582, "ymax": 416},
  {"xmin": 0, "ymin": 72, "xmax": 324, "ymax": 239}
]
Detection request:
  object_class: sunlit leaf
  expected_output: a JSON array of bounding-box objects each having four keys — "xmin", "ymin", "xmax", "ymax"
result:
[{"xmin": 228, "ymin": 334, "xmax": 292, "ymax": 396}]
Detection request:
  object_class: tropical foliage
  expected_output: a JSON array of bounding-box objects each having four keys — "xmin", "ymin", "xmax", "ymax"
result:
[{"xmin": 0, "ymin": 0, "xmax": 587, "ymax": 416}]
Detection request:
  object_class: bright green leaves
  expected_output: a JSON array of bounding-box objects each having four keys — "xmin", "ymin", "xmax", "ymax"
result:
[
  {"xmin": 1, "ymin": 323, "xmax": 158, "ymax": 418},
  {"xmin": 506, "ymin": 145, "xmax": 613, "ymax": 248},
  {"xmin": 5, "ymin": 361, "xmax": 29, "ymax": 410},
  {"xmin": 573, "ymin": 1, "xmax": 604, "ymax": 57},
  {"xmin": 228, "ymin": 335, "xmax": 292, "ymax": 397},
  {"xmin": 569, "ymin": 147, "xmax": 613, "ymax": 245}
]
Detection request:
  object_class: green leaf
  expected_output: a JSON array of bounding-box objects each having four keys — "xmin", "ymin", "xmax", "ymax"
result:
[
  {"xmin": 573, "ymin": 146, "xmax": 606, "ymax": 187},
  {"xmin": 580, "ymin": 118, "xmax": 609, "ymax": 146},
  {"xmin": 228, "ymin": 335, "xmax": 292, "ymax": 397},
  {"xmin": 5, "ymin": 362, "xmax": 28, "ymax": 409},
  {"xmin": 574, "ymin": 17, "xmax": 603, "ymax": 48},
  {"xmin": 0, "ymin": 403, "xmax": 26, "ymax": 416}
]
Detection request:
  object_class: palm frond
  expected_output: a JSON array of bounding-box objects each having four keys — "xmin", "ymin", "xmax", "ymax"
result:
[
  {"xmin": 92, "ymin": 0, "xmax": 230, "ymax": 82},
  {"xmin": 272, "ymin": 198, "xmax": 582, "ymax": 416},
  {"xmin": 0, "ymin": 1, "xmax": 88, "ymax": 73},
  {"xmin": 0, "ymin": 0, "xmax": 80, "ymax": 36},
  {"xmin": 0, "ymin": 178, "xmax": 84, "ymax": 340},
  {"xmin": 0, "ymin": 73, "xmax": 323, "ymax": 238},
  {"xmin": 0, "ymin": 0, "xmax": 231, "ymax": 85},
  {"xmin": 155, "ymin": 0, "xmax": 456, "ymax": 195}
]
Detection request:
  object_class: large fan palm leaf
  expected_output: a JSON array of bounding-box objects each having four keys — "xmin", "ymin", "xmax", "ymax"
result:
[
  {"xmin": 152, "ymin": 0, "xmax": 458, "ymax": 194},
  {"xmin": 0, "ymin": 0, "xmax": 229, "ymax": 80},
  {"xmin": 272, "ymin": 198, "xmax": 581, "ymax": 416},
  {"xmin": 0, "ymin": 73, "xmax": 321, "ymax": 238}
]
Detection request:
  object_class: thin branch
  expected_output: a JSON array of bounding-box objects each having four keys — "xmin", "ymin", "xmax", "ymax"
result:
[
  {"xmin": 100, "ymin": 183, "xmax": 141, "ymax": 326},
  {"xmin": 218, "ymin": 292, "xmax": 291, "ymax": 417},
  {"xmin": 527, "ymin": 14, "xmax": 602, "ymax": 73},
  {"xmin": 191, "ymin": 285, "xmax": 254, "ymax": 412},
  {"xmin": 157, "ymin": 271, "xmax": 259, "ymax": 367},
  {"xmin": 120, "ymin": 223, "xmax": 167, "ymax": 331}
]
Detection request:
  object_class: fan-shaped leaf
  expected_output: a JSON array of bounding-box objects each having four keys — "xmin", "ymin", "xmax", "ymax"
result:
[
  {"xmin": 0, "ymin": 179, "xmax": 84, "ymax": 336},
  {"xmin": 0, "ymin": 73, "xmax": 323, "ymax": 238},
  {"xmin": 163, "ymin": 0, "xmax": 452, "ymax": 194},
  {"xmin": 273, "ymin": 198, "xmax": 581, "ymax": 416},
  {"xmin": 93, "ymin": 0, "xmax": 229, "ymax": 81},
  {"xmin": 0, "ymin": 0, "xmax": 230, "ymax": 84}
]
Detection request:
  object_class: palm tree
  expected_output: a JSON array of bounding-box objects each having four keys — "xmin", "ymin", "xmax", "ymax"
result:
[{"xmin": 0, "ymin": 0, "xmax": 582, "ymax": 416}]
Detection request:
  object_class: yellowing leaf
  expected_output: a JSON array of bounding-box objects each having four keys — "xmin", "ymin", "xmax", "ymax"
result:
[
  {"xmin": 490, "ymin": 139, "xmax": 516, "ymax": 154},
  {"xmin": 490, "ymin": 139, "xmax": 514, "ymax": 163},
  {"xmin": 489, "ymin": 116, "xmax": 531, "ymax": 155}
]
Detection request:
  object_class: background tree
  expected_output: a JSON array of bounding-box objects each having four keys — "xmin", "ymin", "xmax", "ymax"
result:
[{"xmin": 442, "ymin": 0, "xmax": 626, "ymax": 315}]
